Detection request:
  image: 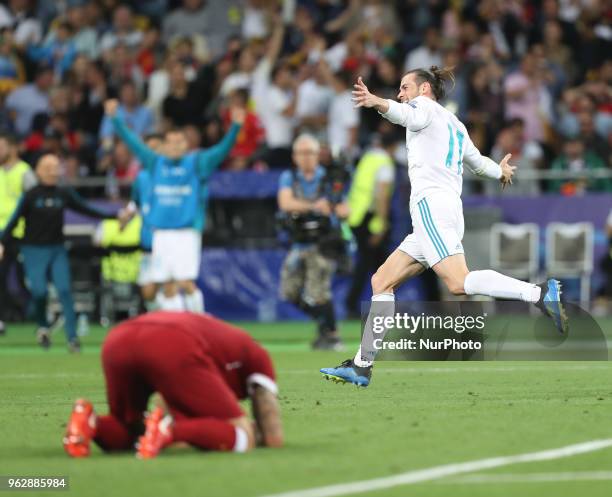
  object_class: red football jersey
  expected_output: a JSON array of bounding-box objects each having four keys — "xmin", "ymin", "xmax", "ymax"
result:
[{"xmin": 117, "ymin": 311, "xmax": 277, "ymax": 400}]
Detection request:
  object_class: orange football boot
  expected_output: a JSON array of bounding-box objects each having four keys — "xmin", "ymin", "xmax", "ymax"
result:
[
  {"xmin": 63, "ymin": 399, "xmax": 96, "ymax": 458},
  {"xmin": 136, "ymin": 406, "xmax": 173, "ymax": 459}
]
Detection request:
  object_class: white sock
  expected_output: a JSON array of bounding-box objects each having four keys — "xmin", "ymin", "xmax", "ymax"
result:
[
  {"xmin": 183, "ymin": 288, "xmax": 205, "ymax": 313},
  {"xmin": 157, "ymin": 293, "xmax": 185, "ymax": 311},
  {"xmin": 354, "ymin": 292, "xmax": 395, "ymax": 367},
  {"xmin": 464, "ymin": 270, "xmax": 541, "ymax": 303}
]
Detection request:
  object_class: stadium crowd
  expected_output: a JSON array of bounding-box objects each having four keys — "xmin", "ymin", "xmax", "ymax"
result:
[{"xmin": 0, "ymin": 0, "xmax": 609, "ymax": 196}]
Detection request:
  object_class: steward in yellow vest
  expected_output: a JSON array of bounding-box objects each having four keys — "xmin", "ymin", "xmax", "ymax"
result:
[
  {"xmin": 97, "ymin": 216, "xmax": 142, "ymax": 284},
  {"xmin": 345, "ymin": 138, "xmax": 396, "ymax": 317},
  {"xmin": 0, "ymin": 133, "xmax": 34, "ymax": 330},
  {"xmin": 0, "ymin": 135, "xmax": 35, "ymax": 238}
]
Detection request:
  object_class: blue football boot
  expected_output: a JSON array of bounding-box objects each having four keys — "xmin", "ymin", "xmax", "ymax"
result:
[
  {"xmin": 320, "ymin": 359, "xmax": 372, "ymax": 387},
  {"xmin": 535, "ymin": 279, "xmax": 569, "ymax": 334}
]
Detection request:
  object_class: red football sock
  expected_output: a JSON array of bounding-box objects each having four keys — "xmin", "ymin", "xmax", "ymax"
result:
[
  {"xmin": 172, "ymin": 418, "xmax": 237, "ymax": 452},
  {"xmin": 94, "ymin": 415, "xmax": 138, "ymax": 451}
]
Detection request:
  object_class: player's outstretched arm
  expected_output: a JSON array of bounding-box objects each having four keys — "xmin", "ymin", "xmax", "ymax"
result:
[
  {"xmin": 352, "ymin": 77, "xmax": 389, "ymax": 113},
  {"xmin": 354, "ymin": 77, "xmax": 433, "ymax": 130},
  {"xmin": 251, "ymin": 385, "xmax": 284, "ymax": 448},
  {"xmin": 463, "ymin": 134, "xmax": 516, "ymax": 189},
  {"xmin": 104, "ymin": 99, "xmax": 157, "ymax": 170},
  {"xmin": 65, "ymin": 188, "xmax": 117, "ymax": 220}
]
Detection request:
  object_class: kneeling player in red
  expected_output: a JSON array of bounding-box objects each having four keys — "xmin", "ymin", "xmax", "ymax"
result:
[{"xmin": 63, "ymin": 312, "xmax": 283, "ymax": 458}]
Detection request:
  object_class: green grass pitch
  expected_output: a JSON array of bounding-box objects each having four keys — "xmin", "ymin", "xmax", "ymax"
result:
[{"xmin": 1, "ymin": 319, "xmax": 612, "ymax": 497}]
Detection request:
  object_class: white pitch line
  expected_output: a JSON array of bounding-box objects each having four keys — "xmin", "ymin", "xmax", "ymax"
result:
[
  {"xmin": 440, "ymin": 470, "xmax": 612, "ymax": 484},
  {"xmin": 258, "ymin": 439, "xmax": 612, "ymax": 497},
  {"xmin": 281, "ymin": 364, "xmax": 611, "ymax": 374}
]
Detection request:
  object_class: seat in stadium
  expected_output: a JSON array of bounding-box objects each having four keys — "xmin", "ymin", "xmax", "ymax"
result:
[
  {"xmin": 545, "ymin": 222, "xmax": 594, "ymax": 307},
  {"xmin": 490, "ymin": 223, "xmax": 540, "ymax": 282}
]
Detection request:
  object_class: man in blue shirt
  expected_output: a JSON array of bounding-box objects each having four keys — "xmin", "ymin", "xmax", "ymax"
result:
[
  {"xmin": 277, "ymin": 134, "xmax": 350, "ymax": 350},
  {"xmin": 99, "ymin": 81, "xmax": 155, "ymax": 146},
  {"xmin": 105, "ymin": 99, "xmax": 244, "ymax": 313}
]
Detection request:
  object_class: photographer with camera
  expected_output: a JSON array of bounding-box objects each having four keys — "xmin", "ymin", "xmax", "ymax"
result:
[{"xmin": 277, "ymin": 134, "xmax": 350, "ymax": 350}]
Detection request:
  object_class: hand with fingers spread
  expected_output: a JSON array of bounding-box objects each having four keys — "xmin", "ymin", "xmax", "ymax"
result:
[
  {"xmin": 352, "ymin": 77, "xmax": 389, "ymax": 113},
  {"xmin": 499, "ymin": 153, "xmax": 516, "ymax": 190}
]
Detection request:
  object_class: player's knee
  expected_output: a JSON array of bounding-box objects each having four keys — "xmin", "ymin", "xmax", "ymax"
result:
[
  {"xmin": 446, "ymin": 278, "xmax": 466, "ymax": 296},
  {"xmin": 371, "ymin": 271, "xmax": 390, "ymax": 295},
  {"xmin": 178, "ymin": 280, "xmax": 196, "ymax": 293},
  {"xmin": 163, "ymin": 283, "xmax": 177, "ymax": 297},
  {"xmin": 140, "ymin": 284, "xmax": 156, "ymax": 301}
]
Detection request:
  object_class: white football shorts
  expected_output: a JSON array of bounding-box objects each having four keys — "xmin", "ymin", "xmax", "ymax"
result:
[
  {"xmin": 151, "ymin": 228, "xmax": 202, "ymax": 282},
  {"xmin": 398, "ymin": 192, "xmax": 465, "ymax": 268},
  {"xmin": 137, "ymin": 252, "xmax": 155, "ymax": 286}
]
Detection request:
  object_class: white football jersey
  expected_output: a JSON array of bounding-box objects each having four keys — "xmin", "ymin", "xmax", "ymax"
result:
[{"xmin": 380, "ymin": 96, "xmax": 501, "ymax": 205}]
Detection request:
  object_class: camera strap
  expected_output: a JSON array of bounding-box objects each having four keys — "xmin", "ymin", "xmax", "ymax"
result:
[{"xmin": 290, "ymin": 169, "xmax": 325, "ymax": 201}]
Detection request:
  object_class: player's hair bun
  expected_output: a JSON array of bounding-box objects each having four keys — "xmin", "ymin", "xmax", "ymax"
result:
[{"xmin": 407, "ymin": 66, "xmax": 456, "ymax": 101}]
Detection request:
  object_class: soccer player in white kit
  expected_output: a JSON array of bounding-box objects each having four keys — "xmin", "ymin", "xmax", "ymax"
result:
[{"xmin": 321, "ymin": 66, "xmax": 568, "ymax": 387}]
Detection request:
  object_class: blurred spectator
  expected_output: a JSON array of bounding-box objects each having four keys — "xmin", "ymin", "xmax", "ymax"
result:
[
  {"xmin": 99, "ymin": 4, "xmax": 143, "ymax": 54},
  {"xmin": 577, "ymin": 111, "xmax": 611, "ymax": 164},
  {"xmin": 163, "ymin": 0, "xmax": 240, "ymax": 59},
  {"xmin": 542, "ymin": 19, "xmax": 577, "ymax": 86},
  {"xmin": 27, "ymin": 21, "xmax": 77, "ymax": 81},
  {"xmin": 557, "ymin": 88, "xmax": 612, "ymax": 140},
  {"xmin": 242, "ymin": 0, "xmax": 271, "ymax": 41},
  {"xmin": 549, "ymin": 138, "xmax": 611, "ymax": 194},
  {"xmin": 141, "ymin": 36, "xmax": 202, "ymax": 112},
  {"xmin": 503, "ymin": 52, "xmax": 552, "ymax": 143},
  {"xmin": 105, "ymin": 43, "xmax": 145, "ymax": 93},
  {"xmin": 69, "ymin": 60, "xmax": 107, "ymax": 142},
  {"xmin": 99, "ymin": 141, "xmax": 140, "ymax": 199},
  {"xmin": 530, "ymin": 43, "xmax": 566, "ymax": 100},
  {"xmin": 163, "ymin": 0, "xmax": 208, "ymax": 44},
  {"xmin": 466, "ymin": 62, "xmax": 505, "ymax": 148},
  {"xmin": 99, "ymin": 80, "xmax": 154, "ymax": 144},
  {"xmin": 0, "ymin": 28, "xmax": 25, "ymax": 96},
  {"xmin": 283, "ymin": 4, "xmax": 317, "ymax": 56},
  {"xmin": 252, "ymin": 21, "xmax": 297, "ymax": 168},
  {"xmin": 201, "ymin": 116, "xmax": 223, "ymax": 148},
  {"xmin": 490, "ymin": 119, "xmax": 544, "ymax": 195},
  {"xmin": 24, "ymin": 111, "xmax": 79, "ymax": 159},
  {"xmin": 162, "ymin": 61, "xmax": 203, "ymax": 128},
  {"xmin": 219, "ymin": 45, "xmax": 258, "ymax": 97},
  {"xmin": 169, "ymin": 36, "xmax": 203, "ymax": 77},
  {"xmin": 318, "ymin": 62, "xmax": 358, "ymax": 158},
  {"xmin": 476, "ymin": 0, "xmax": 525, "ymax": 61},
  {"xmin": 294, "ymin": 61, "xmax": 333, "ymax": 138},
  {"xmin": 222, "ymin": 88, "xmax": 264, "ymax": 170},
  {"xmin": 136, "ymin": 24, "xmax": 161, "ymax": 77},
  {"xmin": 5, "ymin": 65, "xmax": 52, "ymax": 136},
  {"xmin": 403, "ymin": 26, "xmax": 442, "ymax": 73},
  {"xmin": 63, "ymin": 2, "xmax": 99, "ymax": 59},
  {"xmin": 361, "ymin": 56, "xmax": 398, "ymax": 134},
  {"xmin": 146, "ymin": 51, "xmax": 180, "ymax": 118},
  {"xmin": 0, "ymin": 0, "xmax": 41, "ymax": 47}
]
